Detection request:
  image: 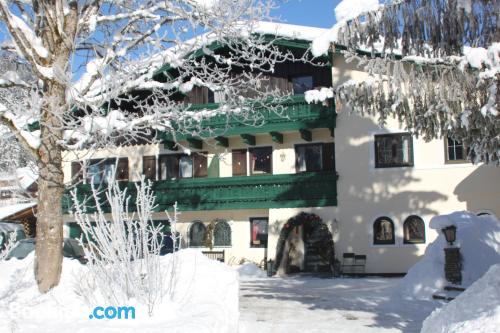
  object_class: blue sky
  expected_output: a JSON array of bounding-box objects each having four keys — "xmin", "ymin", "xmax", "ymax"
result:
[{"xmin": 272, "ymin": 0, "xmax": 340, "ymax": 28}]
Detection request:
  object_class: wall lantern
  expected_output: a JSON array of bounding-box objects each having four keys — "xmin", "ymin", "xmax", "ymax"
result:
[{"xmin": 441, "ymin": 225, "xmax": 457, "ymax": 246}]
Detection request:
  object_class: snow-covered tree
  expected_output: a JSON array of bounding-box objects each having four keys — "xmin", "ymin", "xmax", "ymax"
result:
[
  {"xmin": 0, "ymin": 0, "xmax": 305, "ymax": 293},
  {"xmin": 313, "ymin": 0, "xmax": 499, "ymax": 164}
]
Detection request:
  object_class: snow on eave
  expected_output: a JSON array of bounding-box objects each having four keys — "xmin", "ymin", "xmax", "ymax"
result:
[
  {"xmin": 0, "ymin": 202, "xmax": 36, "ymax": 220},
  {"xmin": 74, "ymin": 21, "xmax": 329, "ymax": 99},
  {"xmin": 253, "ymin": 21, "xmax": 328, "ymax": 42}
]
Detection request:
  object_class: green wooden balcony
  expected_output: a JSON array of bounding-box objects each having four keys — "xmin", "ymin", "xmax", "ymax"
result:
[
  {"xmin": 160, "ymin": 95, "xmax": 336, "ymax": 144},
  {"xmin": 64, "ymin": 171, "xmax": 338, "ymax": 213}
]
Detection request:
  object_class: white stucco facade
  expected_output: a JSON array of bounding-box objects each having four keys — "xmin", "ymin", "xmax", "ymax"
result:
[{"xmin": 62, "ymin": 52, "xmax": 500, "ymax": 275}]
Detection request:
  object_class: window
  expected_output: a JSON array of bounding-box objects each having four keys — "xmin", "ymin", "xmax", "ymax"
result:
[
  {"xmin": 403, "ymin": 216, "xmax": 425, "ymax": 244},
  {"xmin": 213, "ymin": 220, "xmax": 231, "ymax": 247},
  {"xmin": 250, "ymin": 218, "xmax": 268, "ymax": 247},
  {"xmin": 232, "ymin": 149, "xmax": 247, "ymax": 176},
  {"xmin": 158, "ymin": 153, "xmax": 207, "ymax": 180},
  {"xmin": 189, "ymin": 221, "xmax": 206, "ymax": 247},
  {"xmin": 292, "ymin": 75, "xmax": 313, "ymax": 95},
  {"xmin": 375, "ymin": 133, "xmax": 414, "ymax": 168},
  {"xmin": 86, "ymin": 158, "xmax": 128, "ymax": 184},
  {"xmin": 295, "ymin": 143, "xmax": 336, "ymax": 173},
  {"xmin": 373, "ymin": 217, "xmax": 395, "ymax": 245},
  {"xmin": 143, "ymin": 156, "xmax": 156, "ymax": 180},
  {"xmin": 445, "ymin": 136, "xmax": 468, "ymax": 163},
  {"xmin": 249, "ymin": 147, "xmax": 272, "ymax": 175}
]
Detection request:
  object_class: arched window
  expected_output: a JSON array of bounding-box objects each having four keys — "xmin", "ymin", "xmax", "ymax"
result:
[
  {"xmin": 403, "ymin": 216, "xmax": 425, "ymax": 244},
  {"xmin": 373, "ymin": 217, "xmax": 395, "ymax": 245},
  {"xmin": 189, "ymin": 221, "xmax": 206, "ymax": 247},
  {"xmin": 213, "ymin": 220, "xmax": 231, "ymax": 247}
]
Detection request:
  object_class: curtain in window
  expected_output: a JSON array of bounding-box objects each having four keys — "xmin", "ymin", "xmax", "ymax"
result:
[
  {"xmin": 403, "ymin": 216, "xmax": 425, "ymax": 243},
  {"xmin": 296, "ymin": 146, "xmax": 307, "ymax": 172},
  {"xmin": 179, "ymin": 155, "xmax": 193, "ymax": 178},
  {"xmin": 296, "ymin": 144, "xmax": 322, "ymax": 172},
  {"xmin": 159, "ymin": 155, "xmax": 179, "ymax": 180},
  {"xmin": 250, "ymin": 147, "xmax": 272, "ymax": 174},
  {"xmin": 251, "ymin": 218, "xmax": 268, "ymax": 247},
  {"xmin": 373, "ymin": 217, "xmax": 395, "ymax": 244}
]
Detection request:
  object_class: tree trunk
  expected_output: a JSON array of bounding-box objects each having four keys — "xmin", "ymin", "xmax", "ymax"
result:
[{"xmin": 34, "ymin": 82, "xmax": 66, "ymax": 293}]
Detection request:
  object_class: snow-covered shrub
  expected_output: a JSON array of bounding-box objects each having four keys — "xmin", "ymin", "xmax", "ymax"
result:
[
  {"xmin": 397, "ymin": 211, "xmax": 500, "ymax": 300},
  {"xmin": 71, "ymin": 174, "xmax": 181, "ymax": 316},
  {"xmin": 421, "ymin": 263, "xmax": 500, "ymax": 333},
  {"xmin": 0, "ymin": 231, "xmax": 17, "ymax": 261}
]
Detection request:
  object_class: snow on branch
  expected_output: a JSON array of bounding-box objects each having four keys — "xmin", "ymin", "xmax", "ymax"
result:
[
  {"xmin": 334, "ymin": 0, "xmax": 499, "ymax": 58},
  {"xmin": 335, "ymin": 49, "xmax": 499, "ymax": 164}
]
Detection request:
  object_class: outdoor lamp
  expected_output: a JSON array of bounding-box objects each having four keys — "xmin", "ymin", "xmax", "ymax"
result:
[{"xmin": 441, "ymin": 225, "xmax": 457, "ymax": 246}]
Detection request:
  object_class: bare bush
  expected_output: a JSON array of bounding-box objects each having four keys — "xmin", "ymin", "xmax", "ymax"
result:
[{"xmin": 72, "ymin": 172, "xmax": 181, "ymax": 316}]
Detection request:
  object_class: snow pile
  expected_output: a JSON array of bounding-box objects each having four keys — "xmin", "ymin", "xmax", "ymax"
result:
[
  {"xmin": 236, "ymin": 263, "xmax": 266, "ymax": 279},
  {"xmin": 304, "ymin": 87, "xmax": 334, "ymax": 104},
  {"xmin": 0, "ymin": 249, "xmax": 239, "ymax": 333},
  {"xmin": 397, "ymin": 212, "xmax": 500, "ymax": 300},
  {"xmin": 421, "ymin": 263, "xmax": 500, "ymax": 333}
]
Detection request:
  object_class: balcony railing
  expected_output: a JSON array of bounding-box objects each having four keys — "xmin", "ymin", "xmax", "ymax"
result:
[
  {"xmin": 160, "ymin": 95, "xmax": 336, "ymax": 142},
  {"xmin": 64, "ymin": 171, "xmax": 338, "ymax": 213}
]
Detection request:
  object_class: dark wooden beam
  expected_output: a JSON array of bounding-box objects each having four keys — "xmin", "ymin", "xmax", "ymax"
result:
[
  {"xmin": 299, "ymin": 129, "xmax": 312, "ymax": 142},
  {"xmin": 215, "ymin": 136, "xmax": 229, "ymax": 148},
  {"xmin": 270, "ymin": 131, "xmax": 283, "ymax": 144},
  {"xmin": 187, "ymin": 137, "xmax": 203, "ymax": 150},
  {"xmin": 164, "ymin": 140, "xmax": 178, "ymax": 150},
  {"xmin": 241, "ymin": 134, "xmax": 256, "ymax": 146}
]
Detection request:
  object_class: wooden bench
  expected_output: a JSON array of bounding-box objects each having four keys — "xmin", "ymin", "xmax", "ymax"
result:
[{"xmin": 202, "ymin": 250, "xmax": 225, "ymax": 263}]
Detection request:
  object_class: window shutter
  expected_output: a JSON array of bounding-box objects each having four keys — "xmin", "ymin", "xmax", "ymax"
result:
[
  {"xmin": 116, "ymin": 158, "xmax": 129, "ymax": 181},
  {"xmin": 194, "ymin": 153, "xmax": 208, "ymax": 178},
  {"xmin": 71, "ymin": 162, "xmax": 82, "ymax": 184},
  {"xmin": 143, "ymin": 156, "xmax": 156, "ymax": 180},
  {"xmin": 232, "ymin": 150, "xmax": 247, "ymax": 176},
  {"xmin": 323, "ymin": 142, "xmax": 335, "ymax": 171}
]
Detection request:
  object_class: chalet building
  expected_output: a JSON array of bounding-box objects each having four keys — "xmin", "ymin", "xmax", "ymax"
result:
[{"xmin": 62, "ymin": 23, "xmax": 500, "ymax": 275}]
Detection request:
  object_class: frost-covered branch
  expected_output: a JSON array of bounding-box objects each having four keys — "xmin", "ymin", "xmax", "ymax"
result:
[
  {"xmin": 335, "ymin": 49, "xmax": 499, "ymax": 164},
  {"xmin": 0, "ymin": 232, "xmax": 18, "ymax": 261},
  {"xmin": 72, "ymin": 173, "xmax": 180, "ymax": 316},
  {"xmin": 316, "ymin": 0, "xmax": 499, "ymax": 164}
]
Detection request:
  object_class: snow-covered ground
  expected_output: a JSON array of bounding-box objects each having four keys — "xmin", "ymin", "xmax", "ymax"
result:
[
  {"xmin": 421, "ymin": 263, "xmax": 500, "ymax": 333},
  {"xmin": 0, "ymin": 250, "xmax": 239, "ymax": 333},
  {"xmin": 239, "ymin": 275, "xmax": 439, "ymax": 333}
]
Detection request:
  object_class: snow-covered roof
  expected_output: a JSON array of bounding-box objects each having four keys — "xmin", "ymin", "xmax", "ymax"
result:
[
  {"xmin": 253, "ymin": 21, "xmax": 328, "ymax": 42},
  {"xmin": 75, "ymin": 21, "xmax": 329, "ymax": 99},
  {"xmin": 15, "ymin": 167, "xmax": 38, "ymax": 190},
  {"xmin": 0, "ymin": 202, "xmax": 36, "ymax": 220}
]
